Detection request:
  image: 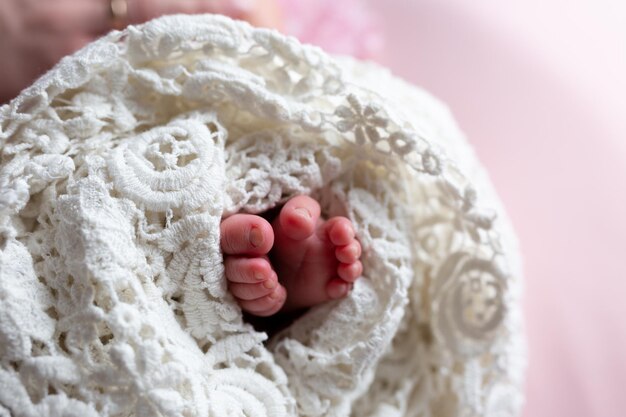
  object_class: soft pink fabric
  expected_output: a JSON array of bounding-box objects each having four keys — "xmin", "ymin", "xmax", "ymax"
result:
[
  {"xmin": 277, "ymin": 0, "xmax": 382, "ymax": 59},
  {"xmin": 364, "ymin": 1, "xmax": 626, "ymax": 417}
]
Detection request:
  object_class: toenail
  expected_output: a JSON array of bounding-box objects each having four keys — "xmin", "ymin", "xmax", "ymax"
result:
[
  {"xmin": 249, "ymin": 226, "xmax": 264, "ymax": 248},
  {"xmin": 294, "ymin": 207, "xmax": 311, "ymax": 218},
  {"xmin": 263, "ymin": 279, "xmax": 276, "ymax": 289},
  {"xmin": 254, "ymin": 271, "xmax": 265, "ymax": 281}
]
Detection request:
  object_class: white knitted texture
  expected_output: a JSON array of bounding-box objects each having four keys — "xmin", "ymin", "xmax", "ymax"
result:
[{"xmin": 0, "ymin": 15, "xmax": 525, "ymax": 417}]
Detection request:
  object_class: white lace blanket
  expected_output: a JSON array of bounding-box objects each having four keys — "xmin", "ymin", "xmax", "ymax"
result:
[{"xmin": 0, "ymin": 15, "xmax": 525, "ymax": 417}]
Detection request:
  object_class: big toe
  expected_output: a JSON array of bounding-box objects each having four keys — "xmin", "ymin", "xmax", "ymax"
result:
[
  {"xmin": 277, "ymin": 195, "xmax": 321, "ymax": 241},
  {"xmin": 220, "ymin": 214, "xmax": 274, "ymax": 255}
]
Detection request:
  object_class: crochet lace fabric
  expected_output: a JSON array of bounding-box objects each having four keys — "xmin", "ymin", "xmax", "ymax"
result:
[{"xmin": 0, "ymin": 15, "xmax": 525, "ymax": 417}]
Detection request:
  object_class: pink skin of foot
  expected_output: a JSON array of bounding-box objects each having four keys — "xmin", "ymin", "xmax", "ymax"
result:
[{"xmin": 220, "ymin": 195, "xmax": 363, "ymax": 317}]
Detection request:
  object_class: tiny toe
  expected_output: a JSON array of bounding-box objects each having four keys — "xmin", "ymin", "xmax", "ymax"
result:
[
  {"xmin": 220, "ymin": 214, "xmax": 274, "ymax": 255},
  {"xmin": 229, "ymin": 273, "xmax": 278, "ymax": 300},
  {"xmin": 254, "ymin": 287, "xmax": 289, "ymax": 317},
  {"xmin": 337, "ymin": 261, "xmax": 363, "ymax": 283},
  {"xmin": 335, "ymin": 241, "xmax": 361, "ymax": 264},
  {"xmin": 278, "ymin": 195, "xmax": 321, "ymax": 241},
  {"xmin": 326, "ymin": 278, "xmax": 351, "ymax": 300},
  {"xmin": 224, "ymin": 256, "xmax": 274, "ymax": 284},
  {"xmin": 326, "ymin": 217, "xmax": 355, "ymax": 246},
  {"xmin": 239, "ymin": 285, "xmax": 286, "ymax": 316}
]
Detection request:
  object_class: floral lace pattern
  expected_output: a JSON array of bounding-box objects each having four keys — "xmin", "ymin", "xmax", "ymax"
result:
[{"xmin": 0, "ymin": 15, "xmax": 524, "ymax": 417}]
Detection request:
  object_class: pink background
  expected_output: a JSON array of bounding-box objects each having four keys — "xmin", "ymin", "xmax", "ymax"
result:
[{"xmin": 364, "ymin": 1, "xmax": 626, "ymax": 416}]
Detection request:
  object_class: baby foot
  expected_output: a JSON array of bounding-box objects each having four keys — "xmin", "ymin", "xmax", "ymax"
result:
[
  {"xmin": 221, "ymin": 195, "xmax": 362, "ymax": 317},
  {"xmin": 270, "ymin": 195, "xmax": 362, "ymax": 312},
  {"xmin": 220, "ymin": 214, "xmax": 287, "ymax": 317}
]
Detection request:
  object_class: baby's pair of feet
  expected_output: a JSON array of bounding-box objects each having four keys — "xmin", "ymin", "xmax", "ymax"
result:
[{"xmin": 220, "ymin": 195, "xmax": 363, "ymax": 316}]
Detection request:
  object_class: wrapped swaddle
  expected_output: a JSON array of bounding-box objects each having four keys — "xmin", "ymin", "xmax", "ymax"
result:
[{"xmin": 0, "ymin": 15, "xmax": 525, "ymax": 417}]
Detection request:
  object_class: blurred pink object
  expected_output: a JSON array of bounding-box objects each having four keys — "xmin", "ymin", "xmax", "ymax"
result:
[{"xmin": 277, "ymin": 0, "xmax": 383, "ymax": 59}]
